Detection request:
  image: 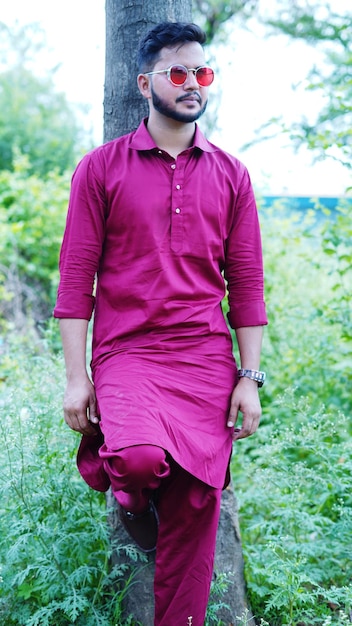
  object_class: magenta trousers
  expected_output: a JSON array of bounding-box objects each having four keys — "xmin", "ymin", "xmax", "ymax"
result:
[{"xmin": 102, "ymin": 444, "xmax": 222, "ymax": 626}]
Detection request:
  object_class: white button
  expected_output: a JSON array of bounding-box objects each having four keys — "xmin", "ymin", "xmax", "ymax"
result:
[
  {"xmin": 175, "ymin": 208, "xmax": 181, "ymax": 214},
  {"xmin": 176, "ymin": 184, "xmax": 181, "ymax": 190},
  {"xmin": 158, "ymin": 150, "xmax": 162, "ymax": 154},
  {"xmin": 171, "ymin": 164, "xmax": 176, "ymax": 169}
]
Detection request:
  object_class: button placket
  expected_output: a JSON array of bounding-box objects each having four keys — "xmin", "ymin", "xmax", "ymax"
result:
[{"xmin": 170, "ymin": 161, "xmax": 185, "ymax": 253}]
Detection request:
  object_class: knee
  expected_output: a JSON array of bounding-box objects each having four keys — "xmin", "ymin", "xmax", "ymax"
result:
[
  {"xmin": 120, "ymin": 444, "xmax": 167, "ymax": 476},
  {"xmin": 108, "ymin": 445, "xmax": 169, "ymax": 482}
]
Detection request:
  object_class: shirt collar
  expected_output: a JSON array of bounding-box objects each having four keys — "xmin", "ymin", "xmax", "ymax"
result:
[
  {"xmin": 130, "ymin": 118, "xmax": 217, "ymax": 154},
  {"xmin": 192, "ymin": 124, "xmax": 217, "ymax": 153}
]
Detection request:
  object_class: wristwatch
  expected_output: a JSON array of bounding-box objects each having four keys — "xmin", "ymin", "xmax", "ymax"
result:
[{"xmin": 238, "ymin": 368, "xmax": 266, "ymax": 387}]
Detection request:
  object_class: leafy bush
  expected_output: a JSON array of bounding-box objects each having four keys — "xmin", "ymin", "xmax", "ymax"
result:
[
  {"xmin": 0, "ymin": 156, "xmax": 69, "ymax": 332},
  {"xmin": 0, "ymin": 22, "xmax": 88, "ymax": 177},
  {"xmin": 0, "ymin": 345, "xmax": 145, "ymax": 625},
  {"xmin": 258, "ymin": 201, "xmax": 352, "ymax": 418},
  {"xmin": 233, "ymin": 393, "xmax": 352, "ymax": 625}
]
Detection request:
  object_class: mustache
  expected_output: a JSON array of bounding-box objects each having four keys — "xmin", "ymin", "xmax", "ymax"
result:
[{"xmin": 176, "ymin": 92, "xmax": 201, "ymax": 104}]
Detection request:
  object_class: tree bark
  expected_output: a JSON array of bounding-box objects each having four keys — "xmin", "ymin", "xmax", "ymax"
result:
[{"xmin": 104, "ymin": 1, "xmax": 254, "ymax": 623}]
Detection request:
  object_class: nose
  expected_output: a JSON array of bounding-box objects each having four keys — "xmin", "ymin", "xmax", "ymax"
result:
[{"xmin": 184, "ymin": 69, "xmax": 199, "ymax": 89}]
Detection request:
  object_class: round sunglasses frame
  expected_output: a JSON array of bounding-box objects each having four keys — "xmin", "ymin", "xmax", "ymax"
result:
[{"xmin": 145, "ymin": 64, "xmax": 215, "ymax": 87}]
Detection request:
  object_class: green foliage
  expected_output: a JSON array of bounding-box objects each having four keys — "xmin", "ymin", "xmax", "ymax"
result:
[
  {"xmin": 319, "ymin": 204, "xmax": 352, "ymax": 343},
  {"xmin": 0, "ymin": 155, "xmax": 69, "ymax": 331},
  {"xmin": 263, "ymin": 2, "xmax": 352, "ymax": 168},
  {"xmin": 0, "ymin": 344, "xmax": 145, "ymax": 625},
  {"xmin": 0, "ymin": 19, "xmax": 92, "ymax": 334},
  {"xmin": 230, "ymin": 201, "xmax": 352, "ymax": 625},
  {"xmin": 205, "ymin": 573, "xmax": 231, "ymax": 624},
  {"xmin": 0, "ymin": 21, "xmax": 89, "ymax": 176},
  {"xmin": 194, "ymin": 1, "xmax": 352, "ymax": 170},
  {"xmin": 258, "ymin": 201, "xmax": 352, "ymax": 418},
  {"xmin": 193, "ymin": 0, "xmax": 258, "ymax": 44},
  {"xmin": 233, "ymin": 396, "xmax": 352, "ymax": 625}
]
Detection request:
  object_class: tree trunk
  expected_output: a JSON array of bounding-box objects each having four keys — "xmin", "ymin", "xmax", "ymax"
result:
[
  {"xmin": 104, "ymin": 0, "xmax": 192, "ymax": 141},
  {"xmin": 104, "ymin": 1, "xmax": 254, "ymax": 623}
]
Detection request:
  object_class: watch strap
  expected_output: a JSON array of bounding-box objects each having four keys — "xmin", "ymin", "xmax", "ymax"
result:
[{"xmin": 238, "ymin": 368, "xmax": 266, "ymax": 387}]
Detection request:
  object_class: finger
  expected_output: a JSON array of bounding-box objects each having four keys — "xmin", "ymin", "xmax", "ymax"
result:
[
  {"xmin": 227, "ymin": 401, "xmax": 239, "ymax": 428},
  {"xmin": 233, "ymin": 425, "xmax": 253, "ymax": 441},
  {"xmin": 88, "ymin": 395, "xmax": 100, "ymax": 425},
  {"xmin": 64, "ymin": 409, "xmax": 97, "ymax": 436},
  {"xmin": 233, "ymin": 415, "xmax": 260, "ymax": 441},
  {"xmin": 78, "ymin": 413, "xmax": 98, "ymax": 436}
]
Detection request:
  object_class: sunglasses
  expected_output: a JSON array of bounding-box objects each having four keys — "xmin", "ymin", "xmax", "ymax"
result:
[{"xmin": 145, "ymin": 64, "xmax": 215, "ymax": 87}]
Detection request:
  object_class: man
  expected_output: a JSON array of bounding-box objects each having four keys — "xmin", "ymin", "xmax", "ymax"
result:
[{"xmin": 54, "ymin": 21, "xmax": 267, "ymax": 626}]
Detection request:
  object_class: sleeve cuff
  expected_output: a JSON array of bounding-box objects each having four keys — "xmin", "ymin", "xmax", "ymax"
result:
[
  {"xmin": 53, "ymin": 294, "xmax": 95, "ymax": 320},
  {"xmin": 227, "ymin": 301, "xmax": 268, "ymax": 329}
]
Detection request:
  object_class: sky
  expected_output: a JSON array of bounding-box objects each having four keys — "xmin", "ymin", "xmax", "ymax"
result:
[{"xmin": 1, "ymin": 0, "xmax": 351, "ymax": 196}]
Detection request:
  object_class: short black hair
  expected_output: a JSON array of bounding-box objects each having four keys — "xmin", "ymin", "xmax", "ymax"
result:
[{"xmin": 137, "ymin": 22, "xmax": 207, "ymax": 73}]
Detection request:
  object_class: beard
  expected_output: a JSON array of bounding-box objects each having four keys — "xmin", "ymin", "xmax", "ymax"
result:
[{"xmin": 150, "ymin": 86, "xmax": 208, "ymax": 123}]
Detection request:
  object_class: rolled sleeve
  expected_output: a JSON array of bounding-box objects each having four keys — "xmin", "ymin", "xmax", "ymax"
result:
[
  {"xmin": 227, "ymin": 300, "xmax": 267, "ymax": 329},
  {"xmin": 224, "ymin": 168, "xmax": 268, "ymax": 329},
  {"xmin": 53, "ymin": 154, "xmax": 106, "ymax": 320}
]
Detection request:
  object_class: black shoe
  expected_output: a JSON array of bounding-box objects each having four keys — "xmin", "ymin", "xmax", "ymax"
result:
[{"xmin": 118, "ymin": 501, "xmax": 159, "ymax": 553}]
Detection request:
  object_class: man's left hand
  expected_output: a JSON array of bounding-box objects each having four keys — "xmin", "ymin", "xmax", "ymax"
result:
[{"xmin": 227, "ymin": 377, "xmax": 262, "ymax": 441}]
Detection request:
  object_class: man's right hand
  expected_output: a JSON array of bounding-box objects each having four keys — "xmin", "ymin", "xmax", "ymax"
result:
[{"xmin": 63, "ymin": 375, "xmax": 100, "ymax": 436}]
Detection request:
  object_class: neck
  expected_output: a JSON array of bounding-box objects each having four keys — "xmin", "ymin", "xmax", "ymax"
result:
[{"xmin": 147, "ymin": 115, "xmax": 196, "ymax": 158}]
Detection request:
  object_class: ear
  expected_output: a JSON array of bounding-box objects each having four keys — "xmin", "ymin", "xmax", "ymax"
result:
[{"xmin": 137, "ymin": 73, "xmax": 152, "ymax": 100}]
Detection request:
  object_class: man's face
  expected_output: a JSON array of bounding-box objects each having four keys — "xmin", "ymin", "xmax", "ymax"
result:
[{"xmin": 146, "ymin": 42, "xmax": 210, "ymax": 123}]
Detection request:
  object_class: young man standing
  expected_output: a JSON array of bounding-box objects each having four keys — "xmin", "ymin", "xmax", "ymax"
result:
[{"xmin": 54, "ymin": 21, "xmax": 267, "ymax": 626}]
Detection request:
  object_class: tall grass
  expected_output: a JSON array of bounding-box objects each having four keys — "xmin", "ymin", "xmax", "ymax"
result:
[
  {"xmin": 233, "ymin": 394, "xmax": 352, "ymax": 625},
  {"xmin": 0, "ymin": 348, "xmax": 143, "ymax": 625}
]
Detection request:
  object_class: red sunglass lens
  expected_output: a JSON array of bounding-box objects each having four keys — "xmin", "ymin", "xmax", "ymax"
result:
[
  {"xmin": 196, "ymin": 67, "xmax": 214, "ymax": 86},
  {"xmin": 169, "ymin": 66, "xmax": 188, "ymax": 85}
]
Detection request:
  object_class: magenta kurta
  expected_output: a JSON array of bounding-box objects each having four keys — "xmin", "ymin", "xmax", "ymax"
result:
[{"xmin": 54, "ymin": 119, "xmax": 267, "ymax": 489}]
